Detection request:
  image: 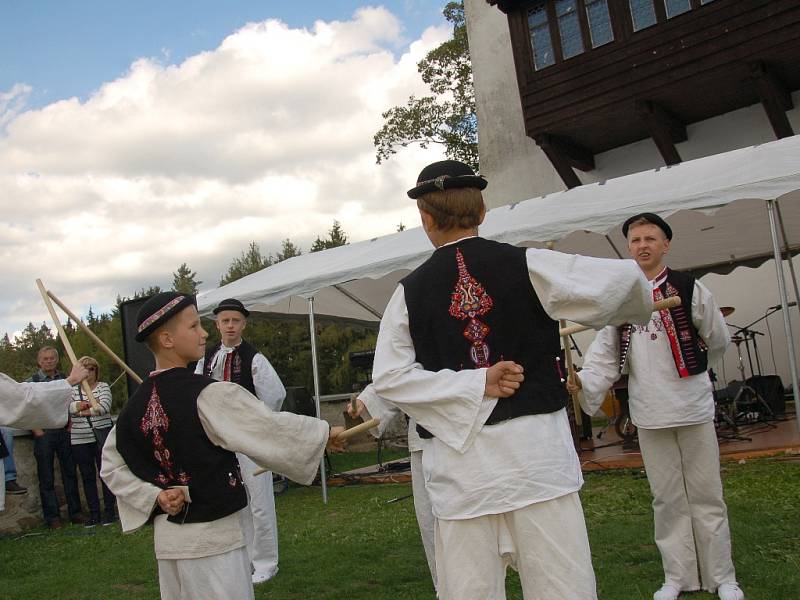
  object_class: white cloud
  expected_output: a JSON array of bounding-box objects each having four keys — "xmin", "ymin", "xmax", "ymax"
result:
[{"xmin": 0, "ymin": 7, "xmax": 449, "ymax": 336}]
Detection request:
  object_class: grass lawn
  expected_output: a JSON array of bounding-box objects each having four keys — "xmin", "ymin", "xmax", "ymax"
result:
[{"xmin": 1, "ymin": 454, "xmax": 797, "ymax": 599}]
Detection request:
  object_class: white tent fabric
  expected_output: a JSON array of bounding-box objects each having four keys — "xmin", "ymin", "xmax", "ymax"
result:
[{"xmin": 197, "ymin": 135, "xmax": 800, "ymax": 319}]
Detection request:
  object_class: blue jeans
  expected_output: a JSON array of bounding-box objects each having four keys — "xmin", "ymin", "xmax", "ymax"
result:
[
  {"xmin": 33, "ymin": 428, "xmax": 82, "ymax": 522},
  {"xmin": 1, "ymin": 427, "xmax": 16, "ymax": 482},
  {"xmin": 71, "ymin": 427, "xmax": 116, "ymax": 519}
]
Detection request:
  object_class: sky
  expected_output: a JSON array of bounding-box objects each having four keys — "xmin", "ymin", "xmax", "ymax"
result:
[{"xmin": 0, "ymin": 1, "xmax": 451, "ymax": 339}]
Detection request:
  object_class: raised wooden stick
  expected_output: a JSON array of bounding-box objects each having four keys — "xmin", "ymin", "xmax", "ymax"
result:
[
  {"xmin": 559, "ymin": 296, "xmax": 682, "ymax": 336},
  {"xmin": 36, "ymin": 279, "xmax": 99, "ymax": 409},
  {"xmin": 560, "ymin": 320, "xmax": 582, "ymax": 427},
  {"xmin": 253, "ymin": 418, "xmax": 381, "ymax": 476},
  {"xmin": 47, "ymin": 289, "xmax": 143, "ymax": 384}
]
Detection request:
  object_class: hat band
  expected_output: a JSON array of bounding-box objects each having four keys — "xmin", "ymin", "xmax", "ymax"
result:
[{"xmin": 138, "ymin": 296, "xmax": 186, "ymax": 333}]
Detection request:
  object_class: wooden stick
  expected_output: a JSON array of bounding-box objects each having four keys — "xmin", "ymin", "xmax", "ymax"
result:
[
  {"xmin": 559, "ymin": 296, "xmax": 682, "ymax": 336},
  {"xmin": 36, "ymin": 279, "xmax": 99, "ymax": 409},
  {"xmin": 560, "ymin": 320, "xmax": 582, "ymax": 427},
  {"xmin": 252, "ymin": 418, "xmax": 381, "ymax": 476},
  {"xmin": 47, "ymin": 289, "xmax": 143, "ymax": 384}
]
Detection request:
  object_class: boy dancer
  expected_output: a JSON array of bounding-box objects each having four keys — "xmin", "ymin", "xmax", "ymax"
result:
[
  {"xmin": 371, "ymin": 160, "xmax": 654, "ymax": 599},
  {"xmin": 568, "ymin": 213, "xmax": 744, "ymax": 600},
  {"xmin": 195, "ymin": 298, "xmax": 285, "ymax": 585},
  {"xmin": 101, "ymin": 292, "xmax": 343, "ymax": 599}
]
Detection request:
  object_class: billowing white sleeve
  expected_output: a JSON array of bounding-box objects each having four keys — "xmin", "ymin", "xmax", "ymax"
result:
[
  {"xmin": 576, "ymin": 327, "xmax": 623, "ymax": 416},
  {"xmin": 100, "ymin": 427, "xmax": 162, "ymax": 533},
  {"xmin": 372, "ymin": 286, "xmax": 490, "ymax": 454},
  {"xmin": 0, "ymin": 374, "xmax": 71, "ymax": 430},
  {"xmin": 252, "ymin": 353, "xmax": 286, "ymax": 411},
  {"xmin": 692, "ymin": 281, "xmax": 730, "ymax": 365},
  {"xmin": 526, "ymin": 249, "xmax": 653, "ymax": 327},
  {"xmin": 357, "ymin": 383, "xmax": 404, "ymax": 438},
  {"xmin": 198, "ymin": 382, "xmax": 328, "ymax": 485}
]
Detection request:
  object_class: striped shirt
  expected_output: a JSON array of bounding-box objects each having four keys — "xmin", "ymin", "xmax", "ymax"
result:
[{"xmin": 69, "ymin": 382, "xmax": 113, "ymax": 445}]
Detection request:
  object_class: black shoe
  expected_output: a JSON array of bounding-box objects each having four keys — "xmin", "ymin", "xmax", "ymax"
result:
[
  {"xmin": 101, "ymin": 514, "xmax": 118, "ymax": 526},
  {"xmin": 5, "ymin": 481, "xmax": 27, "ymax": 495},
  {"xmin": 84, "ymin": 516, "xmax": 101, "ymax": 528}
]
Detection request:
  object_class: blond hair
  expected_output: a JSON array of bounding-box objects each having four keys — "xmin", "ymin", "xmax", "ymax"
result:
[{"xmin": 78, "ymin": 355, "xmax": 100, "ymax": 379}]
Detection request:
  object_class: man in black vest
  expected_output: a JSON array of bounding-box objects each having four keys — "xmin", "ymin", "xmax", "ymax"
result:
[
  {"xmin": 371, "ymin": 160, "xmax": 654, "ymax": 600},
  {"xmin": 195, "ymin": 298, "xmax": 285, "ymax": 585},
  {"xmin": 102, "ymin": 292, "xmax": 342, "ymax": 600},
  {"xmin": 569, "ymin": 214, "xmax": 743, "ymax": 600}
]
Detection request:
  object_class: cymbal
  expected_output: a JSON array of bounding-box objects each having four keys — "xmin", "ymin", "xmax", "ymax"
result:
[{"xmin": 720, "ymin": 306, "xmax": 735, "ymax": 317}]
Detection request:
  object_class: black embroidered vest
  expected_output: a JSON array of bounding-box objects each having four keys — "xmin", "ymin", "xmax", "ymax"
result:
[
  {"xmin": 203, "ymin": 340, "xmax": 257, "ymax": 395},
  {"xmin": 115, "ymin": 368, "xmax": 247, "ymax": 524},
  {"xmin": 401, "ymin": 237, "xmax": 569, "ymax": 439},
  {"xmin": 618, "ymin": 268, "xmax": 708, "ymax": 378}
]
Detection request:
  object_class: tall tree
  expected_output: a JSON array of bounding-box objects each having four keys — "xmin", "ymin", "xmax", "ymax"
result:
[
  {"xmin": 373, "ymin": 1, "xmax": 477, "ymax": 169},
  {"xmin": 310, "ymin": 221, "xmax": 349, "ymax": 253},
  {"xmin": 275, "ymin": 238, "xmax": 302, "ymax": 263},
  {"xmin": 219, "ymin": 242, "xmax": 272, "ymax": 286},
  {"xmin": 172, "ymin": 263, "xmax": 202, "ymax": 294}
]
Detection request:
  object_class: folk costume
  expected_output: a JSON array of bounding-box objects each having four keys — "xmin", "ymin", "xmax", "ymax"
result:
[
  {"xmin": 357, "ymin": 383, "xmax": 437, "ymax": 590},
  {"xmin": 101, "ymin": 293, "xmax": 328, "ymax": 600},
  {"xmin": 577, "ymin": 214, "xmax": 741, "ymax": 600},
  {"xmin": 371, "ymin": 161, "xmax": 654, "ymax": 600},
  {"xmin": 0, "ymin": 373, "xmax": 75, "ymax": 511},
  {"xmin": 194, "ymin": 298, "xmax": 285, "ymax": 584}
]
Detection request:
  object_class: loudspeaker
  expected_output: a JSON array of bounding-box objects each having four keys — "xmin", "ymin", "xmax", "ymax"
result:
[
  {"xmin": 282, "ymin": 386, "xmax": 317, "ymax": 417},
  {"xmin": 119, "ymin": 296, "xmax": 155, "ymax": 399},
  {"xmin": 746, "ymin": 375, "xmax": 786, "ymax": 415}
]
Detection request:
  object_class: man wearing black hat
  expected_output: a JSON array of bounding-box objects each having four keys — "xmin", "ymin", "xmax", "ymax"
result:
[
  {"xmin": 369, "ymin": 160, "xmax": 654, "ymax": 599},
  {"xmin": 195, "ymin": 298, "xmax": 285, "ymax": 585},
  {"xmin": 100, "ymin": 292, "xmax": 343, "ymax": 600},
  {"xmin": 569, "ymin": 215, "xmax": 743, "ymax": 600}
]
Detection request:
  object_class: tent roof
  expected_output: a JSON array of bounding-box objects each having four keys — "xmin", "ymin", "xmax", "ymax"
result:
[{"xmin": 198, "ymin": 135, "xmax": 800, "ymax": 319}]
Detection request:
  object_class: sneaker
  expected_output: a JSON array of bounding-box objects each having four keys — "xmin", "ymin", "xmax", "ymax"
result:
[
  {"xmin": 47, "ymin": 518, "xmax": 63, "ymax": 530},
  {"xmin": 101, "ymin": 514, "xmax": 118, "ymax": 526},
  {"xmin": 70, "ymin": 513, "xmax": 86, "ymax": 525},
  {"xmin": 653, "ymin": 584, "xmax": 680, "ymax": 600},
  {"xmin": 718, "ymin": 583, "xmax": 744, "ymax": 600},
  {"xmin": 84, "ymin": 516, "xmax": 101, "ymax": 528},
  {"xmin": 252, "ymin": 567, "xmax": 278, "ymax": 585},
  {"xmin": 5, "ymin": 480, "xmax": 27, "ymax": 495}
]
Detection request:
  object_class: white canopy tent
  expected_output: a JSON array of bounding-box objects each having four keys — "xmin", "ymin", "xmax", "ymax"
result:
[{"xmin": 198, "ymin": 135, "xmax": 800, "ymax": 500}]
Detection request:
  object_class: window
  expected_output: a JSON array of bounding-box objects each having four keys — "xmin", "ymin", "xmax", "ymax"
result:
[
  {"xmin": 528, "ymin": 5, "xmax": 556, "ymax": 70},
  {"xmin": 585, "ymin": 0, "xmax": 614, "ymax": 48},
  {"xmin": 628, "ymin": 0, "xmax": 657, "ymax": 31},
  {"xmin": 555, "ymin": 0, "xmax": 584, "ymax": 59},
  {"xmin": 664, "ymin": 0, "xmax": 691, "ymax": 18}
]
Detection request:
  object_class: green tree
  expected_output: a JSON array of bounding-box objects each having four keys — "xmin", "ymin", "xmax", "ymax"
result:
[
  {"xmin": 172, "ymin": 263, "xmax": 202, "ymax": 294},
  {"xmin": 373, "ymin": 1, "xmax": 477, "ymax": 169},
  {"xmin": 310, "ymin": 221, "xmax": 349, "ymax": 253},
  {"xmin": 275, "ymin": 238, "xmax": 302, "ymax": 263},
  {"xmin": 219, "ymin": 241, "xmax": 272, "ymax": 286}
]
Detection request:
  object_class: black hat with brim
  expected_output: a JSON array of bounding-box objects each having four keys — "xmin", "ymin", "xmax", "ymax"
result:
[
  {"xmin": 622, "ymin": 212, "xmax": 673, "ymax": 240},
  {"xmin": 407, "ymin": 160, "xmax": 487, "ymax": 199},
  {"xmin": 135, "ymin": 292, "xmax": 197, "ymax": 342},
  {"xmin": 213, "ymin": 298, "xmax": 250, "ymax": 318}
]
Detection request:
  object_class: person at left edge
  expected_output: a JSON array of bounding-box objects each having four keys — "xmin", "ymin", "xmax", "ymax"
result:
[
  {"xmin": 101, "ymin": 292, "xmax": 344, "ymax": 600},
  {"xmin": 195, "ymin": 298, "xmax": 285, "ymax": 585}
]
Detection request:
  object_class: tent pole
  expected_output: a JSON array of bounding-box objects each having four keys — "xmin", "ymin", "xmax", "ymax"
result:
[
  {"xmin": 308, "ymin": 296, "xmax": 328, "ymax": 504},
  {"xmin": 766, "ymin": 200, "xmax": 800, "ymax": 432},
  {"xmin": 774, "ymin": 200, "xmax": 800, "ymax": 322}
]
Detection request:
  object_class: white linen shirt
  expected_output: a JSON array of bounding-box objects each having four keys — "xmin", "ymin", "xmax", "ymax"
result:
[
  {"xmin": 372, "ymin": 243, "xmax": 653, "ymax": 520},
  {"xmin": 578, "ymin": 273, "xmax": 729, "ymax": 430}
]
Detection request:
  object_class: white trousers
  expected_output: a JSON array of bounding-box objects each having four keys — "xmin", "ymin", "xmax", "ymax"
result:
[
  {"xmin": 638, "ymin": 422, "xmax": 737, "ymax": 593},
  {"xmin": 434, "ymin": 492, "xmax": 597, "ymax": 600},
  {"xmin": 157, "ymin": 546, "xmax": 254, "ymax": 600},
  {"xmin": 238, "ymin": 453, "xmax": 279, "ymax": 576},
  {"xmin": 411, "ymin": 450, "xmax": 437, "ymax": 590}
]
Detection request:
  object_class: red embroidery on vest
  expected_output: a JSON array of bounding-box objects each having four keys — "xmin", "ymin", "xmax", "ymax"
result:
[
  {"xmin": 654, "ymin": 286, "xmax": 689, "ymax": 378},
  {"xmin": 140, "ymin": 384, "xmax": 190, "ymax": 486},
  {"xmin": 449, "ymin": 248, "xmax": 494, "ymax": 368}
]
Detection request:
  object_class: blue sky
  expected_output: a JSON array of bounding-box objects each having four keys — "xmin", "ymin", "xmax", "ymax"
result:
[
  {"xmin": 1, "ymin": 1, "xmax": 446, "ymax": 109},
  {"xmin": 0, "ymin": 2, "xmax": 451, "ymax": 337}
]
